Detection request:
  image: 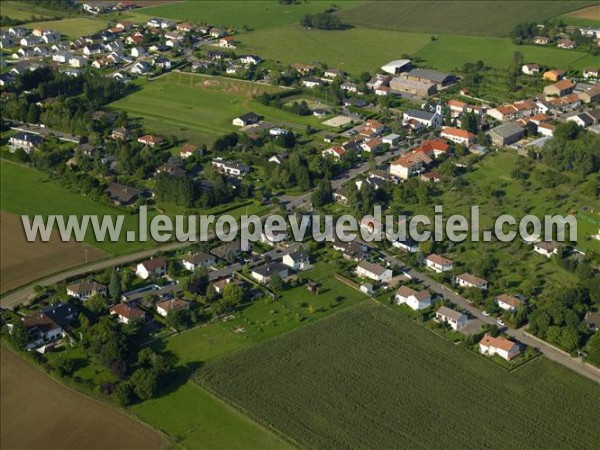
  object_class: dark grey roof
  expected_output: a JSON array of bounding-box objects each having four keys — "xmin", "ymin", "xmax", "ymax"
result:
[
  {"xmin": 41, "ymin": 303, "xmax": 76, "ymax": 329},
  {"xmin": 491, "ymin": 122, "xmax": 524, "ymax": 138},
  {"xmin": 105, "ymin": 182, "xmax": 139, "ymax": 204},
  {"xmin": 252, "ymin": 262, "xmax": 288, "ymax": 277},
  {"xmin": 408, "ymin": 68, "xmax": 453, "ymax": 84},
  {"xmin": 405, "ymin": 109, "xmax": 435, "ymax": 121}
]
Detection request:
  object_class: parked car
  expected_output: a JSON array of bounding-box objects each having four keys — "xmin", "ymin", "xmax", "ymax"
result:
[{"xmin": 482, "ymin": 311, "xmax": 490, "ymax": 316}]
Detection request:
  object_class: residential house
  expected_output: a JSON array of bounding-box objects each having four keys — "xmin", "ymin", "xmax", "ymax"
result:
[
  {"xmin": 542, "ymin": 69, "xmax": 565, "ymax": 82},
  {"xmin": 111, "ymin": 127, "xmax": 130, "ymax": 140},
  {"xmin": 522, "ymin": 63, "xmax": 540, "ymax": 75},
  {"xmin": 425, "ymin": 254, "xmax": 454, "ymax": 273},
  {"xmin": 180, "ymin": 143, "xmax": 200, "ymax": 158},
  {"xmin": 322, "ymin": 146, "xmax": 346, "ymax": 159},
  {"xmin": 136, "ymin": 258, "xmax": 167, "ymax": 279},
  {"xmin": 8, "ymin": 132, "xmax": 43, "ymax": 153},
  {"xmin": 389, "ymin": 151, "xmax": 432, "ymax": 179},
  {"xmin": 110, "ymin": 303, "xmax": 146, "ymax": 324},
  {"xmin": 210, "ymin": 239, "xmax": 250, "ymax": 260},
  {"xmin": 232, "ymin": 112, "xmax": 260, "ymax": 127},
  {"xmin": 66, "ymin": 280, "xmax": 107, "ymax": 300},
  {"xmin": 302, "ymin": 78, "xmax": 322, "ymax": 88},
  {"xmin": 239, "ymin": 55, "xmax": 261, "ymax": 65},
  {"xmin": 489, "ymin": 123, "xmax": 525, "ymax": 147},
  {"xmin": 543, "ymin": 79, "xmax": 575, "ymax": 97},
  {"xmin": 440, "ymin": 127, "xmax": 476, "ymax": 147},
  {"xmin": 181, "ymin": 252, "xmax": 216, "ymax": 271},
  {"xmin": 17, "ymin": 303, "xmax": 76, "ymax": 349},
  {"xmin": 413, "ymin": 139, "xmax": 450, "ymax": 158},
  {"xmin": 211, "ymin": 158, "xmax": 250, "ymax": 177},
  {"xmin": 282, "ymin": 248, "xmax": 310, "ymax": 270},
  {"xmin": 583, "ymin": 68, "xmax": 599, "ymax": 80},
  {"xmin": 382, "ymin": 133, "xmax": 401, "ymax": 146},
  {"xmin": 130, "ymin": 61, "xmax": 152, "ymax": 74},
  {"xmin": 533, "ymin": 240, "xmax": 559, "ymax": 257},
  {"xmin": 219, "ymin": 36, "xmax": 235, "ymax": 47},
  {"xmin": 131, "ymin": 46, "xmax": 147, "ymax": 58},
  {"xmin": 251, "ymin": 262, "xmax": 289, "ymax": 284},
  {"xmin": 584, "ymin": 312, "xmax": 600, "ymax": 332},
  {"xmin": 402, "ymin": 106, "xmax": 443, "ymax": 129},
  {"xmin": 567, "ymin": 112, "xmax": 595, "ymax": 128},
  {"xmin": 456, "ymin": 273, "xmax": 488, "ymax": 290},
  {"xmin": 69, "ymin": 55, "xmax": 87, "ymax": 68},
  {"xmin": 156, "ymin": 298, "xmax": 190, "ymax": 317},
  {"xmin": 395, "ymin": 286, "xmax": 432, "ymax": 310},
  {"xmin": 392, "ymin": 236, "xmax": 419, "ymax": 253},
  {"xmin": 557, "ymin": 38, "xmax": 576, "ymax": 49},
  {"xmin": 212, "ymin": 277, "xmax": 244, "ymax": 294},
  {"xmin": 479, "ymin": 335, "xmax": 521, "ymax": 361},
  {"xmin": 495, "ymin": 294, "xmax": 523, "ymax": 312},
  {"xmin": 138, "ymin": 135, "xmax": 163, "ymax": 147},
  {"xmin": 355, "ymin": 260, "xmax": 392, "ymax": 283},
  {"xmin": 534, "ymin": 36, "xmax": 550, "ymax": 45},
  {"xmin": 83, "ymin": 44, "xmax": 102, "ymax": 56},
  {"xmin": 105, "ymin": 182, "xmax": 139, "ymax": 206},
  {"xmin": 435, "ymin": 306, "xmax": 468, "ymax": 330},
  {"xmin": 578, "ymin": 85, "xmax": 600, "ymax": 104}
]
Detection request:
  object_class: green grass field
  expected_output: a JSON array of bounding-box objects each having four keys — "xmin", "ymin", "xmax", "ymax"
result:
[
  {"xmin": 23, "ymin": 17, "xmax": 107, "ymax": 37},
  {"xmin": 131, "ymin": 258, "xmax": 368, "ymax": 449},
  {"xmin": 110, "ymin": 73, "xmax": 323, "ymax": 145},
  {"xmin": 337, "ymin": 1, "xmax": 594, "ymax": 37},
  {"xmin": 415, "ymin": 34, "xmax": 599, "ymax": 72},
  {"xmin": 196, "ymin": 302, "xmax": 600, "ymax": 449},
  {"xmin": 0, "ymin": 160, "xmax": 149, "ymax": 255},
  {"xmin": 136, "ymin": 0, "xmax": 364, "ymax": 30},
  {"xmin": 0, "ymin": 1, "xmax": 65, "ymax": 21},
  {"xmin": 240, "ymin": 25, "xmax": 431, "ymax": 74}
]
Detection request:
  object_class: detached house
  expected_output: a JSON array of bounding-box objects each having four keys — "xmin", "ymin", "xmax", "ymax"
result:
[
  {"xmin": 533, "ymin": 240, "xmax": 559, "ymax": 257},
  {"xmin": 282, "ymin": 248, "xmax": 310, "ymax": 270},
  {"xmin": 389, "ymin": 151, "xmax": 432, "ymax": 180},
  {"xmin": 456, "ymin": 273, "xmax": 488, "ymax": 290},
  {"xmin": 137, "ymin": 134, "xmax": 163, "ymax": 147},
  {"xmin": 156, "ymin": 298, "xmax": 190, "ymax": 317},
  {"xmin": 479, "ymin": 335, "xmax": 521, "ymax": 361},
  {"xmin": 521, "ymin": 63, "xmax": 540, "ymax": 75},
  {"xmin": 232, "ymin": 112, "xmax": 260, "ymax": 127},
  {"xmin": 355, "ymin": 260, "xmax": 392, "ymax": 283},
  {"xmin": 66, "ymin": 280, "xmax": 107, "ymax": 300},
  {"xmin": 8, "ymin": 132, "xmax": 43, "ymax": 153},
  {"xmin": 136, "ymin": 257, "xmax": 167, "ymax": 279},
  {"xmin": 435, "ymin": 306, "xmax": 468, "ymax": 330},
  {"xmin": 425, "ymin": 254, "xmax": 454, "ymax": 273},
  {"xmin": 181, "ymin": 252, "xmax": 216, "ymax": 271},
  {"xmin": 110, "ymin": 303, "xmax": 146, "ymax": 324},
  {"xmin": 251, "ymin": 262, "xmax": 289, "ymax": 284},
  {"xmin": 105, "ymin": 182, "xmax": 139, "ymax": 206},
  {"xmin": 395, "ymin": 286, "xmax": 432, "ymax": 310},
  {"xmin": 543, "ymin": 79, "xmax": 575, "ymax": 97},
  {"xmin": 495, "ymin": 294, "xmax": 523, "ymax": 312}
]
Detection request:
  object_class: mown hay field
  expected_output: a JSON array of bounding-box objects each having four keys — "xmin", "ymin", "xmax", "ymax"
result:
[{"xmin": 196, "ymin": 302, "xmax": 600, "ymax": 449}]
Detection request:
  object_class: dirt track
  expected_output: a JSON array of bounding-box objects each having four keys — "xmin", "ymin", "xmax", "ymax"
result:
[
  {"xmin": 0, "ymin": 211, "xmax": 104, "ymax": 293},
  {"xmin": 0, "ymin": 347, "xmax": 166, "ymax": 450}
]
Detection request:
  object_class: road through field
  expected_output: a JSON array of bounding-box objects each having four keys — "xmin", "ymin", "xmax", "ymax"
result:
[{"xmin": 0, "ymin": 347, "xmax": 166, "ymax": 450}]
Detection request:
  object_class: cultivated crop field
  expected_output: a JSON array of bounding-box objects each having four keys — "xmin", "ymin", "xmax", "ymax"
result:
[
  {"xmin": 0, "ymin": 211, "xmax": 104, "ymax": 293},
  {"xmin": 0, "ymin": 348, "xmax": 166, "ymax": 450},
  {"xmin": 196, "ymin": 302, "xmax": 600, "ymax": 449},
  {"xmin": 24, "ymin": 17, "xmax": 107, "ymax": 37},
  {"xmin": 111, "ymin": 73, "xmax": 322, "ymax": 145},
  {"xmin": 337, "ymin": 1, "xmax": 594, "ymax": 36}
]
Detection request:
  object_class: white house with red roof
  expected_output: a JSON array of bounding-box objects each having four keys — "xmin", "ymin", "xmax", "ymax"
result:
[
  {"xmin": 495, "ymin": 294, "xmax": 522, "ymax": 312},
  {"xmin": 479, "ymin": 335, "xmax": 521, "ymax": 361},
  {"xmin": 110, "ymin": 303, "xmax": 146, "ymax": 324},
  {"xmin": 440, "ymin": 127, "xmax": 476, "ymax": 146},
  {"xmin": 456, "ymin": 272, "xmax": 488, "ymax": 290}
]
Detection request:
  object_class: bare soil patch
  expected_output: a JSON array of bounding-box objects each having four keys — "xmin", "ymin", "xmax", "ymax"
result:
[
  {"xmin": 0, "ymin": 211, "xmax": 105, "ymax": 293},
  {"xmin": 565, "ymin": 4, "xmax": 600, "ymax": 20},
  {"xmin": 0, "ymin": 347, "xmax": 166, "ymax": 450}
]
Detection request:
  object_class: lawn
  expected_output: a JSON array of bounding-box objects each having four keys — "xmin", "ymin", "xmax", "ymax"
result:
[
  {"xmin": 240, "ymin": 25, "xmax": 432, "ymax": 75},
  {"xmin": 110, "ymin": 73, "xmax": 324, "ymax": 146},
  {"xmin": 0, "ymin": 160, "xmax": 150, "ymax": 255},
  {"xmin": 136, "ymin": 0, "xmax": 364, "ymax": 30},
  {"xmin": 24, "ymin": 17, "xmax": 107, "ymax": 37},
  {"xmin": 196, "ymin": 302, "xmax": 600, "ymax": 449},
  {"xmin": 415, "ymin": 34, "xmax": 597, "ymax": 72},
  {"xmin": 337, "ymin": 1, "xmax": 594, "ymax": 37}
]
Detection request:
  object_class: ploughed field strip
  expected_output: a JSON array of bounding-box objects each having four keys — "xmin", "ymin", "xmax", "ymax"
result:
[{"xmin": 196, "ymin": 303, "xmax": 600, "ymax": 449}]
